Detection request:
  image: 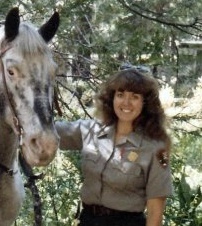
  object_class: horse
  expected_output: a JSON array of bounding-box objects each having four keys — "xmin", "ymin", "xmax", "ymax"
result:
[{"xmin": 0, "ymin": 8, "xmax": 60, "ymax": 225}]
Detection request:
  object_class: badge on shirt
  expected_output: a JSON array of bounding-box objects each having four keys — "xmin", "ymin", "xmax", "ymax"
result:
[
  {"xmin": 156, "ymin": 149, "xmax": 169, "ymax": 168},
  {"xmin": 127, "ymin": 151, "xmax": 138, "ymax": 162}
]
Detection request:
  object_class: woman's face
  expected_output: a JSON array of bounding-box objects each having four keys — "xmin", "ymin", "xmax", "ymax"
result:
[{"xmin": 113, "ymin": 90, "xmax": 144, "ymax": 124}]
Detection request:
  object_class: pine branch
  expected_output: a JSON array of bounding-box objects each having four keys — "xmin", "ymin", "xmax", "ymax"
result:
[{"xmin": 118, "ymin": 0, "xmax": 202, "ymax": 37}]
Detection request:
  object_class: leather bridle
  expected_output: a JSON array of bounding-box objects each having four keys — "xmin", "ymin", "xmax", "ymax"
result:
[{"xmin": 0, "ymin": 46, "xmax": 23, "ymax": 176}]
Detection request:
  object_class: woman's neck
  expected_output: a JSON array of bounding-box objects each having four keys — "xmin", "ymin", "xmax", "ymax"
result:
[{"xmin": 116, "ymin": 121, "xmax": 133, "ymax": 136}]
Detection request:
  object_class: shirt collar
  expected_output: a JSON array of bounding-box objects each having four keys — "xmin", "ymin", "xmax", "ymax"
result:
[
  {"xmin": 97, "ymin": 123, "xmax": 143, "ymax": 147},
  {"xmin": 127, "ymin": 131, "xmax": 144, "ymax": 147}
]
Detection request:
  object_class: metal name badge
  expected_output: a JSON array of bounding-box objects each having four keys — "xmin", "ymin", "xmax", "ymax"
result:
[{"xmin": 127, "ymin": 151, "xmax": 139, "ymax": 162}]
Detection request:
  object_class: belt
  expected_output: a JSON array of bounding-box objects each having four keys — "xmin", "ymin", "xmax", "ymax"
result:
[{"xmin": 82, "ymin": 203, "xmax": 143, "ymax": 217}]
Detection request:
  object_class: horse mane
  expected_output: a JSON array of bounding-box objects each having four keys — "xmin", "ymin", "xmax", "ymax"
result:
[{"xmin": 0, "ymin": 21, "xmax": 52, "ymax": 58}]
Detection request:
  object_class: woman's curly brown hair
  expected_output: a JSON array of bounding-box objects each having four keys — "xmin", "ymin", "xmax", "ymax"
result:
[{"xmin": 95, "ymin": 68, "xmax": 170, "ymax": 146}]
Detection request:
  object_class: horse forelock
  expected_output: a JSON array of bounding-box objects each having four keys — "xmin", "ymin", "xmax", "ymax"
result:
[{"xmin": 19, "ymin": 22, "xmax": 51, "ymax": 56}]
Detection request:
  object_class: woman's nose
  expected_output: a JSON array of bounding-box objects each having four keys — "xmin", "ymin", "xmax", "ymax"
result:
[{"xmin": 122, "ymin": 96, "xmax": 131, "ymax": 105}]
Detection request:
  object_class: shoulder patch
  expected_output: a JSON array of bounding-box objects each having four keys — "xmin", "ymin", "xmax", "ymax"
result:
[{"xmin": 156, "ymin": 149, "xmax": 169, "ymax": 168}]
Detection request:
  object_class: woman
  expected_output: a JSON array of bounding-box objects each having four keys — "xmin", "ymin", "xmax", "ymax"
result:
[{"xmin": 55, "ymin": 68, "xmax": 173, "ymax": 226}]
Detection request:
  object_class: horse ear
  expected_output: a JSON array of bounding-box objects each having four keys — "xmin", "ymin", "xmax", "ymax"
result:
[
  {"xmin": 38, "ymin": 12, "xmax": 60, "ymax": 43},
  {"xmin": 5, "ymin": 7, "xmax": 20, "ymax": 42}
]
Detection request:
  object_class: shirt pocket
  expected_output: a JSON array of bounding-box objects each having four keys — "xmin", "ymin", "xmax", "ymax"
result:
[
  {"xmin": 82, "ymin": 145, "xmax": 101, "ymax": 176},
  {"xmin": 105, "ymin": 160, "xmax": 145, "ymax": 192}
]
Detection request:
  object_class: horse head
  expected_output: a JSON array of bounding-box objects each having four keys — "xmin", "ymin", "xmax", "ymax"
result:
[{"xmin": 0, "ymin": 8, "xmax": 60, "ymax": 167}]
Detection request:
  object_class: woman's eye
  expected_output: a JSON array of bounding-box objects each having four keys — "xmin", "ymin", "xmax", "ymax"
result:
[
  {"xmin": 132, "ymin": 94, "xmax": 142, "ymax": 100},
  {"xmin": 116, "ymin": 92, "xmax": 123, "ymax": 97}
]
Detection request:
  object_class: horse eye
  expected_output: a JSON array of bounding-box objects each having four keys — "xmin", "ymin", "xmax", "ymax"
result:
[{"xmin": 7, "ymin": 69, "xmax": 14, "ymax": 76}]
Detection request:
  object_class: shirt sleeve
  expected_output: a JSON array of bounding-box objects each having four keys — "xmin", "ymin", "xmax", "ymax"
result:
[
  {"xmin": 146, "ymin": 146, "xmax": 173, "ymax": 199},
  {"xmin": 55, "ymin": 120, "xmax": 84, "ymax": 150}
]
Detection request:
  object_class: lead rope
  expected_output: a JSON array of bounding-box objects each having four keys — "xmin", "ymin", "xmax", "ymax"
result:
[
  {"xmin": 19, "ymin": 151, "xmax": 44, "ymax": 226},
  {"xmin": 0, "ymin": 47, "xmax": 43, "ymax": 226}
]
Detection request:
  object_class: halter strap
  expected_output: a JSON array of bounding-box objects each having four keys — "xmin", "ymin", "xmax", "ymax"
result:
[
  {"xmin": 0, "ymin": 46, "xmax": 24, "ymax": 136},
  {"xmin": 0, "ymin": 163, "xmax": 18, "ymax": 176},
  {"xmin": 0, "ymin": 46, "xmax": 23, "ymax": 176}
]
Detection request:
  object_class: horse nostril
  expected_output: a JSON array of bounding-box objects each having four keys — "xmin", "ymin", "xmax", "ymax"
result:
[
  {"xmin": 30, "ymin": 137, "xmax": 42, "ymax": 152},
  {"xmin": 30, "ymin": 138, "xmax": 37, "ymax": 146}
]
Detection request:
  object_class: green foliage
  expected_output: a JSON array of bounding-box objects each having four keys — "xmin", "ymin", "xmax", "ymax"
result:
[
  {"xmin": 164, "ymin": 154, "xmax": 202, "ymax": 226},
  {"xmin": 0, "ymin": 0, "xmax": 15, "ymax": 16},
  {"xmin": 164, "ymin": 132, "xmax": 202, "ymax": 226},
  {"xmin": 173, "ymin": 132, "xmax": 202, "ymax": 171},
  {"xmin": 16, "ymin": 151, "xmax": 82, "ymax": 226}
]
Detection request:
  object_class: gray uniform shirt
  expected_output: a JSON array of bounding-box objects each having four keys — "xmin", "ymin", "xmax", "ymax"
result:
[{"xmin": 56, "ymin": 119, "xmax": 173, "ymax": 212}]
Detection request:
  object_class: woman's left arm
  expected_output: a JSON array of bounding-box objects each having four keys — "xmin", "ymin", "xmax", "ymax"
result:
[{"xmin": 146, "ymin": 197, "xmax": 166, "ymax": 226}]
